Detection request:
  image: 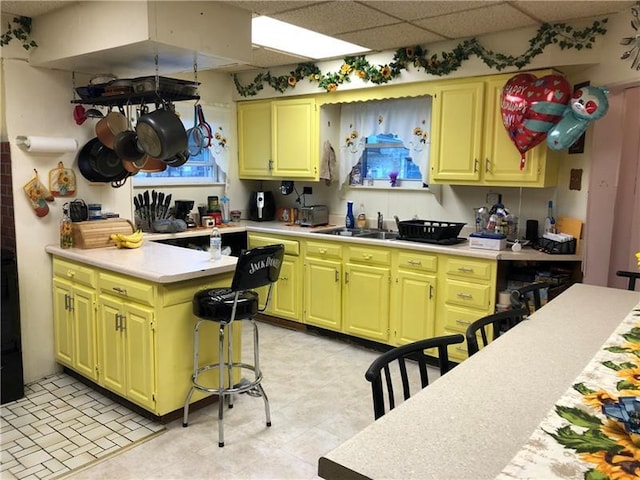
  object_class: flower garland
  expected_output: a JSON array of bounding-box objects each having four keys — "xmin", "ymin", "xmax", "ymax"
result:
[
  {"xmin": 233, "ymin": 19, "xmax": 608, "ymax": 97},
  {"xmin": 0, "ymin": 16, "xmax": 37, "ymax": 50}
]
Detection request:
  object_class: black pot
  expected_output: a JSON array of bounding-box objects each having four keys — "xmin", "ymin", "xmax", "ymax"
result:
[
  {"xmin": 77, "ymin": 137, "xmax": 127, "ymax": 182},
  {"xmin": 136, "ymin": 107, "xmax": 187, "ymax": 161}
]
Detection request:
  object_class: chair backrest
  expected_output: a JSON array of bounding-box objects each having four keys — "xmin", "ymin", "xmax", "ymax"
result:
[
  {"xmin": 510, "ymin": 282, "xmax": 550, "ymax": 315},
  {"xmin": 364, "ymin": 334, "xmax": 464, "ymax": 420},
  {"xmin": 465, "ymin": 308, "xmax": 528, "ymax": 357},
  {"xmin": 616, "ymin": 271, "xmax": 640, "ymax": 291},
  {"xmin": 230, "ymin": 244, "xmax": 285, "ymax": 292}
]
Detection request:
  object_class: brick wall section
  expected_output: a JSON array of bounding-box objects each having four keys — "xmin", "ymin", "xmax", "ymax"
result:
[{"xmin": 1, "ymin": 141, "xmax": 17, "ymax": 254}]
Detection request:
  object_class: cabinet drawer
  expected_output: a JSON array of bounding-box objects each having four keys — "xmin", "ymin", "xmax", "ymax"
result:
[
  {"xmin": 305, "ymin": 241, "xmax": 342, "ymax": 260},
  {"xmin": 445, "ymin": 257, "xmax": 493, "ymax": 281},
  {"xmin": 347, "ymin": 246, "xmax": 391, "ymax": 266},
  {"xmin": 159, "ymin": 273, "xmax": 234, "ymax": 307},
  {"xmin": 396, "ymin": 251, "xmax": 437, "ymax": 272},
  {"xmin": 440, "ymin": 304, "xmax": 489, "ymax": 333},
  {"xmin": 53, "ymin": 258, "xmax": 96, "ymax": 288},
  {"xmin": 249, "ymin": 234, "xmax": 299, "ymax": 256},
  {"xmin": 99, "ymin": 272, "xmax": 155, "ymax": 306},
  {"xmin": 443, "ymin": 278, "xmax": 491, "ymax": 310}
]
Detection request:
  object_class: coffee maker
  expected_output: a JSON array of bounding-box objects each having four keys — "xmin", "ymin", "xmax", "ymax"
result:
[
  {"xmin": 248, "ymin": 191, "xmax": 276, "ymax": 221},
  {"xmin": 174, "ymin": 200, "xmax": 196, "ymax": 227}
]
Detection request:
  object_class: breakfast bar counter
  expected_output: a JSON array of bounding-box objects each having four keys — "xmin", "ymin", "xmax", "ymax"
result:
[{"xmin": 318, "ymin": 284, "xmax": 640, "ymax": 479}]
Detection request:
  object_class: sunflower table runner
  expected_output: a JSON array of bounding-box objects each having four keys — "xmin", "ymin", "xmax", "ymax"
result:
[{"xmin": 498, "ymin": 303, "xmax": 640, "ymax": 479}]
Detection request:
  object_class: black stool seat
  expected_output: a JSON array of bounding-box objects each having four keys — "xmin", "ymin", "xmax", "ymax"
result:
[{"xmin": 193, "ymin": 288, "xmax": 258, "ymax": 323}]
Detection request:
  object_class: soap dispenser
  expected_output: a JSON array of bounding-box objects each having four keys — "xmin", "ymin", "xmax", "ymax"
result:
[
  {"xmin": 345, "ymin": 201, "xmax": 355, "ymax": 229},
  {"xmin": 357, "ymin": 203, "xmax": 367, "ymax": 229}
]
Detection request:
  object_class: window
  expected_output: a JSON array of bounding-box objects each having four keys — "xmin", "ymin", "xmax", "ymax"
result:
[
  {"xmin": 132, "ymin": 103, "xmax": 230, "ymax": 187},
  {"xmin": 360, "ymin": 133, "xmax": 422, "ymax": 181}
]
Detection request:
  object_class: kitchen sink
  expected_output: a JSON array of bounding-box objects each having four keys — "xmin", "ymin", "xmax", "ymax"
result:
[{"xmin": 312, "ymin": 228, "xmax": 399, "ymax": 240}]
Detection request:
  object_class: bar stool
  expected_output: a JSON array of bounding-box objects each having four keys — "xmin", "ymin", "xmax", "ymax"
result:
[{"xmin": 182, "ymin": 244, "xmax": 285, "ymax": 447}]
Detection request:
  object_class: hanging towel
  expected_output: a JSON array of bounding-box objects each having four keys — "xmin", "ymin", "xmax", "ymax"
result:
[{"xmin": 320, "ymin": 140, "xmax": 337, "ymax": 186}]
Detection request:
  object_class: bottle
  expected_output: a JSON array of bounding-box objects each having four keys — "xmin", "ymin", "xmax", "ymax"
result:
[
  {"xmin": 345, "ymin": 201, "xmax": 355, "ymax": 229},
  {"xmin": 357, "ymin": 203, "xmax": 367, "ymax": 229},
  {"xmin": 60, "ymin": 203, "xmax": 73, "ymax": 249},
  {"xmin": 544, "ymin": 200, "xmax": 556, "ymax": 234},
  {"xmin": 210, "ymin": 226, "xmax": 222, "ymax": 260}
]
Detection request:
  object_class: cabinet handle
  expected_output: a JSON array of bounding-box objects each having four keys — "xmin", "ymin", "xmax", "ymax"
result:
[
  {"xmin": 407, "ymin": 259, "xmax": 422, "ymax": 266},
  {"xmin": 64, "ymin": 294, "xmax": 69, "ymax": 311},
  {"xmin": 455, "ymin": 318, "xmax": 471, "ymax": 326},
  {"xmin": 66, "ymin": 269, "xmax": 75, "ymax": 278},
  {"xmin": 456, "ymin": 292, "xmax": 473, "ymax": 300},
  {"xmin": 473, "ymin": 158, "xmax": 479, "ymax": 173},
  {"xmin": 335, "ymin": 270, "xmax": 340, "ymax": 282},
  {"xmin": 68, "ymin": 295, "xmax": 74, "ymax": 312},
  {"xmin": 268, "ymin": 159, "xmax": 273, "ymax": 171},
  {"xmin": 362, "ymin": 254, "xmax": 372, "ymax": 260},
  {"xmin": 120, "ymin": 315, "xmax": 126, "ymax": 331},
  {"xmin": 279, "ymin": 276, "xmax": 288, "ymax": 281},
  {"xmin": 345, "ymin": 272, "xmax": 349, "ymax": 284},
  {"xmin": 429, "ymin": 285, "xmax": 434, "ymax": 299},
  {"xmin": 112, "ymin": 286, "xmax": 127, "ymax": 295},
  {"xmin": 456, "ymin": 346, "xmax": 468, "ymax": 353},
  {"xmin": 319, "ymin": 248, "xmax": 327, "ymax": 254},
  {"xmin": 457, "ymin": 267, "xmax": 474, "ymax": 273},
  {"xmin": 115, "ymin": 314, "xmax": 120, "ymax": 331},
  {"xmin": 485, "ymin": 158, "xmax": 490, "ymax": 173}
]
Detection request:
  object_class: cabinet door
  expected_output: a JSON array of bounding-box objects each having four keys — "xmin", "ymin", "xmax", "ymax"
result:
[
  {"xmin": 430, "ymin": 81, "xmax": 484, "ymax": 182},
  {"xmin": 272, "ymin": 98, "xmax": 318, "ymax": 179},
  {"xmin": 238, "ymin": 100, "xmax": 272, "ymax": 178},
  {"xmin": 53, "ymin": 278, "xmax": 74, "ymax": 367},
  {"xmin": 343, "ymin": 263, "xmax": 390, "ymax": 342},
  {"xmin": 482, "ymin": 77, "xmax": 543, "ymax": 184},
  {"xmin": 304, "ymin": 257, "xmax": 342, "ymax": 330},
  {"xmin": 123, "ymin": 302, "xmax": 155, "ymax": 409},
  {"xmin": 268, "ymin": 255, "xmax": 302, "ymax": 321},
  {"xmin": 98, "ymin": 295, "xmax": 127, "ymax": 396},
  {"xmin": 392, "ymin": 270, "xmax": 436, "ymax": 345},
  {"xmin": 73, "ymin": 284, "xmax": 97, "ymax": 380}
]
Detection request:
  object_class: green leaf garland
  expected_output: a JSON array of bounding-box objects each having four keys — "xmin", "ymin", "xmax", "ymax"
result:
[
  {"xmin": 233, "ymin": 19, "xmax": 608, "ymax": 97},
  {"xmin": 0, "ymin": 16, "xmax": 37, "ymax": 50}
]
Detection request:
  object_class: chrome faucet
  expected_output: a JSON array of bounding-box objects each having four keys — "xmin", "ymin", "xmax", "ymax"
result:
[{"xmin": 377, "ymin": 212, "xmax": 384, "ymax": 231}]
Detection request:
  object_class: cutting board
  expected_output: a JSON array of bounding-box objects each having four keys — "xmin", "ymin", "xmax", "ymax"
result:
[{"xmin": 72, "ymin": 219, "xmax": 135, "ymax": 249}]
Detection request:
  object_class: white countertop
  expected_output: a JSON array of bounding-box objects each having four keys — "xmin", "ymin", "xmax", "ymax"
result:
[
  {"xmin": 46, "ymin": 242, "xmax": 237, "ymax": 283},
  {"xmin": 144, "ymin": 221, "xmax": 582, "ymax": 262},
  {"xmin": 318, "ymin": 284, "xmax": 640, "ymax": 479}
]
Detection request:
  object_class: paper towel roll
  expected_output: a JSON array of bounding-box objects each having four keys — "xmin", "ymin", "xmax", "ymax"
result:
[{"xmin": 16, "ymin": 136, "xmax": 78, "ymax": 153}]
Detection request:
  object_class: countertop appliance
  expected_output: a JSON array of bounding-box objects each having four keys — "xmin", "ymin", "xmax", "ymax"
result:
[
  {"xmin": 300, "ymin": 205, "xmax": 329, "ymax": 227},
  {"xmin": 248, "ymin": 191, "xmax": 276, "ymax": 222},
  {"xmin": 174, "ymin": 199, "xmax": 197, "ymax": 228}
]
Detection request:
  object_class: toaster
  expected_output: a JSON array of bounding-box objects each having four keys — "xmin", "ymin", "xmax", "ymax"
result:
[{"xmin": 299, "ymin": 205, "xmax": 329, "ymax": 227}]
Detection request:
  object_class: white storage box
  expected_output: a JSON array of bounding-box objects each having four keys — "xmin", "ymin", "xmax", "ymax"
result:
[{"xmin": 468, "ymin": 233, "xmax": 507, "ymax": 251}]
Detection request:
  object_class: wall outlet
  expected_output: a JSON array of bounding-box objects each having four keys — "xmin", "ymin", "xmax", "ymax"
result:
[{"xmin": 303, "ymin": 186, "xmax": 313, "ymax": 195}]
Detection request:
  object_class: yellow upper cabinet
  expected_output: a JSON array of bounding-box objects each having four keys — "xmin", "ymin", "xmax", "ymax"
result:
[
  {"xmin": 430, "ymin": 71, "xmax": 559, "ymax": 187},
  {"xmin": 238, "ymin": 97, "xmax": 319, "ymax": 180}
]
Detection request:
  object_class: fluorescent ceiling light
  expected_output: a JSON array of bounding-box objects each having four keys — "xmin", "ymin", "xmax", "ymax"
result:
[{"xmin": 252, "ymin": 16, "xmax": 370, "ymax": 59}]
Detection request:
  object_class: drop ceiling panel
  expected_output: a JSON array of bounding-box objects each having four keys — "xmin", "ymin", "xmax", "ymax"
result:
[
  {"xmin": 339, "ymin": 23, "xmax": 445, "ymax": 51},
  {"xmin": 272, "ymin": 1, "xmax": 397, "ymax": 36},
  {"xmin": 512, "ymin": 1, "xmax": 635, "ymax": 22},
  {"xmin": 249, "ymin": 47, "xmax": 313, "ymax": 68},
  {"xmin": 221, "ymin": 1, "xmax": 326, "ymax": 16},
  {"xmin": 416, "ymin": 3, "xmax": 537, "ymax": 39},
  {"xmin": 367, "ymin": 1, "xmax": 501, "ymax": 21}
]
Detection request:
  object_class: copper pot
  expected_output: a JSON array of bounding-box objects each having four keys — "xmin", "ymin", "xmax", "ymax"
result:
[
  {"xmin": 139, "ymin": 156, "xmax": 167, "ymax": 173},
  {"xmin": 95, "ymin": 111, "xmax": 129, "ymax": 149}
]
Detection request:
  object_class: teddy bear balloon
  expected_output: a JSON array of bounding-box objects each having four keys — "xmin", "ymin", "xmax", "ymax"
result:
[{"xmin": 546, "ymin": 85, "xmax": 609, "ymax": 151}]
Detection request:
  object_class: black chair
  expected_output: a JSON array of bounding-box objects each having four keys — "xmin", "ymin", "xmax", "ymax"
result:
[
  {"xmin": 509, "ymin": 281, "xmax": 550, "ymax": 315},
  {"xmin": 465, "ymin": 308, "xmax": 528, "ymax": 357},
  {"xmin": 364, "ymin": 334, "xmax": 464, "ymax": 420},
  {"xmin": 182, "ymin": 244, "xmax": 285, "ymax": 447},
  {"xmin": 616, "ymin": 271, "xmax": 640, "ymax": 291}
]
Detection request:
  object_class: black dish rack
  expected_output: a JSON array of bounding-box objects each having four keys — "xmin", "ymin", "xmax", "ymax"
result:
[{"xmin": 397, "ymin": 220, "xmax": 466, "ymax": 244}]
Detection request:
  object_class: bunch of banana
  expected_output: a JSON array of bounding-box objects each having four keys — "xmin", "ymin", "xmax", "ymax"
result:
[{"xmin": 110, "ymin": 229, "xmax": 144, "ymax": 249}]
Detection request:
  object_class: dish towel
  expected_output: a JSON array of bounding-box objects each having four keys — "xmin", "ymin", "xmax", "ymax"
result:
[{"xmin": 320, "ymin": 140, "xmax": 336, "ymax": 185}]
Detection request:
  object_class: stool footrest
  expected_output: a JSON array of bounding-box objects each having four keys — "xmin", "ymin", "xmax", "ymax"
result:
[{"xmin": 190, "ymin": 362, "xmax": 263, "ymax": 395}]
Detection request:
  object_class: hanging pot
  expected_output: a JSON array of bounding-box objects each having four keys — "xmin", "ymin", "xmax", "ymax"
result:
[
  {"xmin": 139, "ymin": 155, "xmax": 167, "ymax": 173},
  {"xmin": 113, "ymin": 130, "xmax": 146, "ymax": 163},
  {"xmin": 164, "ymin": 149, "xmax": 189, "ymax": 167},
  {"xmin": 77, "ymin": 137, "xmax": 127, "ymax": 182},
  {"xmin": 136, "ymin": 106, "xmax": 187, "ymax": 161},
  {"xmin": 95, "ymin": 110, "xmax": 130, "ymax": 149}
]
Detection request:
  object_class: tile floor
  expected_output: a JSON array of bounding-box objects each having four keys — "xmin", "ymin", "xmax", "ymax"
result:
[
  {"xmin": 2, "ymin": 321, "xmax": 441, "ymax": 479},
  {"xmin": 1, "ymin": 374, "xmax": 165, "ymax": 480}
]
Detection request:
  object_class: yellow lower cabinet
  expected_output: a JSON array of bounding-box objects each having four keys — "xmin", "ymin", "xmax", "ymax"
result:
[
  {"xmin": 303, "ymin": 240, "xmax": 343, "ymax": 331},
  {"xmin": 98, "ymin": 294, "xmax": 155, "ymax": 410},
  {"xmin": 248, "ymin": 234, "xmax": 302, "ymax": 322},
  {"xmin": 390, "ymin": 251, "xmax": 438, "ymax": 346},
  {"xmin": 343, "ymin": 245, "xmax": 391, "ymax": 342},
  {"xmin": 53, "ymin": 277, "xmax": 98, "ymax": 381}
]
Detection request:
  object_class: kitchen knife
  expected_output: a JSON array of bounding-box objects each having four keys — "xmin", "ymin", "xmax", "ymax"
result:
[
  {"xmin": 151, "ymin": 190, "xmax": 157, "ymax": 223},
  {"xmin": 143, "ymin": 190, "xmax": 150, "ymax": 224},
  {"xmin": 163, "ymin": 194, "xmax": 172, "ymax": 219},
  {"xmin": 157, "ymin": 192, "xmax": 164, "ymax": 219}
]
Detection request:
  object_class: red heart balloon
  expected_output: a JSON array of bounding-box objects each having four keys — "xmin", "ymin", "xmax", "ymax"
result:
[{"xmin": 501, "ymin": 73, "xmax": 571, "ymax": 165}]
